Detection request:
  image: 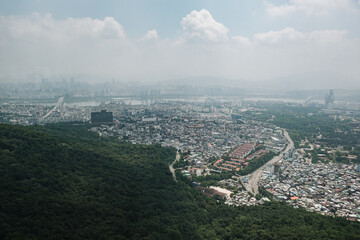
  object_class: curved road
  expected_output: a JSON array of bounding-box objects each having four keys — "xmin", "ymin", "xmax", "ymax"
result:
[
  {"xmin": 169, "ymin": 151, "xmax": 180, "ymax": 182},
  {"xmin": 245, "ymin": 130, "xmax": 294, "ymax": 195}
]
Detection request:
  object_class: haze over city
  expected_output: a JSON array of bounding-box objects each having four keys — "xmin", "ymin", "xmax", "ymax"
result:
[
  {"xmin": 0, "ymin": 0, "xmax": 359, "ymax": 89},
  {"xmin": 1, "ymin": 1, "xmax": 360, "ymax": 239}
]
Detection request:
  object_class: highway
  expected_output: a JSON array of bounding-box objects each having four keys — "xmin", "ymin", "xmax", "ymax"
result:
[
  {"xmin": 169, "ymin": 151, "xmax": 180, "ymax": 182},
  {"xmin": 40, "ymin": 97, "xmax": 64, "ymax": 122},
  {"xmin": 245, "ymin": 129, "xmax": 294, "ymax": 195}
]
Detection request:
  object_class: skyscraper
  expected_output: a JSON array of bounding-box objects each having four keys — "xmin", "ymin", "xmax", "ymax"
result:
[{"xmin": 325, "ymin": 89, "xmax": 334, "ymax": 107}]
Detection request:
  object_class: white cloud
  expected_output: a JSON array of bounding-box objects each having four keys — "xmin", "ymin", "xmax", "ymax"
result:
[
  {"xmin": 265, "ymin": 3, "xmax": 296, "ymax": 16},
  {"xmin": 254, "ymin": 27, "xmax": 347, "ymax": 44},
  {"xmin": 255, "ymin": 27, "xmax": 305, "ymax": 44},
  {"xmin": 231, "ymin": 35, "xmax": 253, "ymax": 45},
  {"xmin": 266, "ymin": 0, "xmax": 357, "ymax": 16},
  {"xmin": 0, "ymin": 13, "xmax": 134, "ymax": 78},
  {"xmin": 307, "ymin": 29, "xmax": 347, "ymax": 43},
  {"xmin": 180, "ymin": 9, "xmax": 228, "ymax": 42},
  {"xmin": 0, "ymin": 13, "xmax": 125, "ymax": 43},
  {"xmin": 0, "ymin": 11, "xmax": 358, "ymax": 85},
  {"xmin": 142, "ymin": 29, "xmax": 158, "ymax": 40}
]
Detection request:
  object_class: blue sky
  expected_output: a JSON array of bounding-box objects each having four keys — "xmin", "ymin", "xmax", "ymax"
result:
[
  {"xmin": 0, "ymin": 0, "xmax": 359, "ymax": 84},
  {"xmin": 0, "ymin": 1, "xmax": 262, "ymax": 37},
  {"xmin": 1, "ymin": 0, "xmax": 358, "ymax": 38}
]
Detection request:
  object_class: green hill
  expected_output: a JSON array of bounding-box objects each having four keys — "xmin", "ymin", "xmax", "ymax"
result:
[{"xmin": 0, "ymin": 123, "xmax": 359, "ymax": 240}]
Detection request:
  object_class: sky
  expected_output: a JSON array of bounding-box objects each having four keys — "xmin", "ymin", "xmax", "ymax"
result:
[{"xmin": 0, "ymin": 0, "xmax": 359, "ymax": 84}]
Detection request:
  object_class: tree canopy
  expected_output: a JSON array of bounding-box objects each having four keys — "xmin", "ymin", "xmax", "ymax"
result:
[{"xmin": 0, "ymin": 123, "xmax": 359, "ymax": 239}]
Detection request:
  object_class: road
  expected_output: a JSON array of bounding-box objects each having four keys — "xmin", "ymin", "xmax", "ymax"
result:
[
  {"xmin": 40, "ymin": 97, "xmax": 64, "ymax": 122},
  {"xmin": 169, "ymin": 151, "xmax": 180, "ymax": 182},
  {"xmin": 245, "ymin": 129, "xmax": 294, "ymax": 195}
]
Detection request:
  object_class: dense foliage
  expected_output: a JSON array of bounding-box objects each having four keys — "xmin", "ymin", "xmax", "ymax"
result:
[
  {"xmin": 1, "ymin": 123, "xmax": 359, "ymax": 239},
  {"xmin": 244, "ymin": 104, "xmax": 360, "ymax": 149},
  {"xmin": 238, "ymin": 152, "xmax": 276, "ymax": 176}
]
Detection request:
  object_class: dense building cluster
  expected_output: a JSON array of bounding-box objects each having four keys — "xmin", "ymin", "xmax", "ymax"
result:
[
  {"xmin": 214, "ymin": 143, "xmax": 269, "ymax": 172},
  {"xmin": 261, "ymin": 156, "xmax": 360, "ymax": 221},
  {"xmin": 90, "ymin": 102, "xmax": 286, "ymax": 169},
  {"xmin": 0, "ymin": 99, "xmax": 93, "ymax": 124},
  {"xmin": 1, "ymin": 96, "xmax": 359, "ymax": 222}
]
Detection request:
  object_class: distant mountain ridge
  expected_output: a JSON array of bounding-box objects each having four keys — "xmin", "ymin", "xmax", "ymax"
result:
[
  {"xmin": 165, "ymin": 72, "xmax": 360, "ymax": 90},
  {"xmin": 166, "ymin": 76, "xmax": 250, "ymax": 88}
]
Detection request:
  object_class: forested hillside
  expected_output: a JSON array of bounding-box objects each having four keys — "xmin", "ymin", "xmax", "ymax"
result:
[{"xmin": 0, "ymin": 123, "xmax": 359, "ymax": 240}]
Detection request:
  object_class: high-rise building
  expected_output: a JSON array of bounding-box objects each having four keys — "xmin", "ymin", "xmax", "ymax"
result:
[
  {"xmin": 91, "ymin": 110, "xmax": 113, "ymax": 123},
  {"xmin": 325, "ymin": 89, "xmax": 334, "ymax": 107}
]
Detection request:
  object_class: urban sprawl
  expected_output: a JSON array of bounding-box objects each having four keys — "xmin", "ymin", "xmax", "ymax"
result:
[{"xmin": 1, "ymin": 97, "xmax": 359, "ymax": 222}]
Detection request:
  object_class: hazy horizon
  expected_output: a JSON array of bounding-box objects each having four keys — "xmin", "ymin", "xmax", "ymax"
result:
[{"xmin": 0, "ymin": 1, "xmax": 359, "ymax": 87}]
